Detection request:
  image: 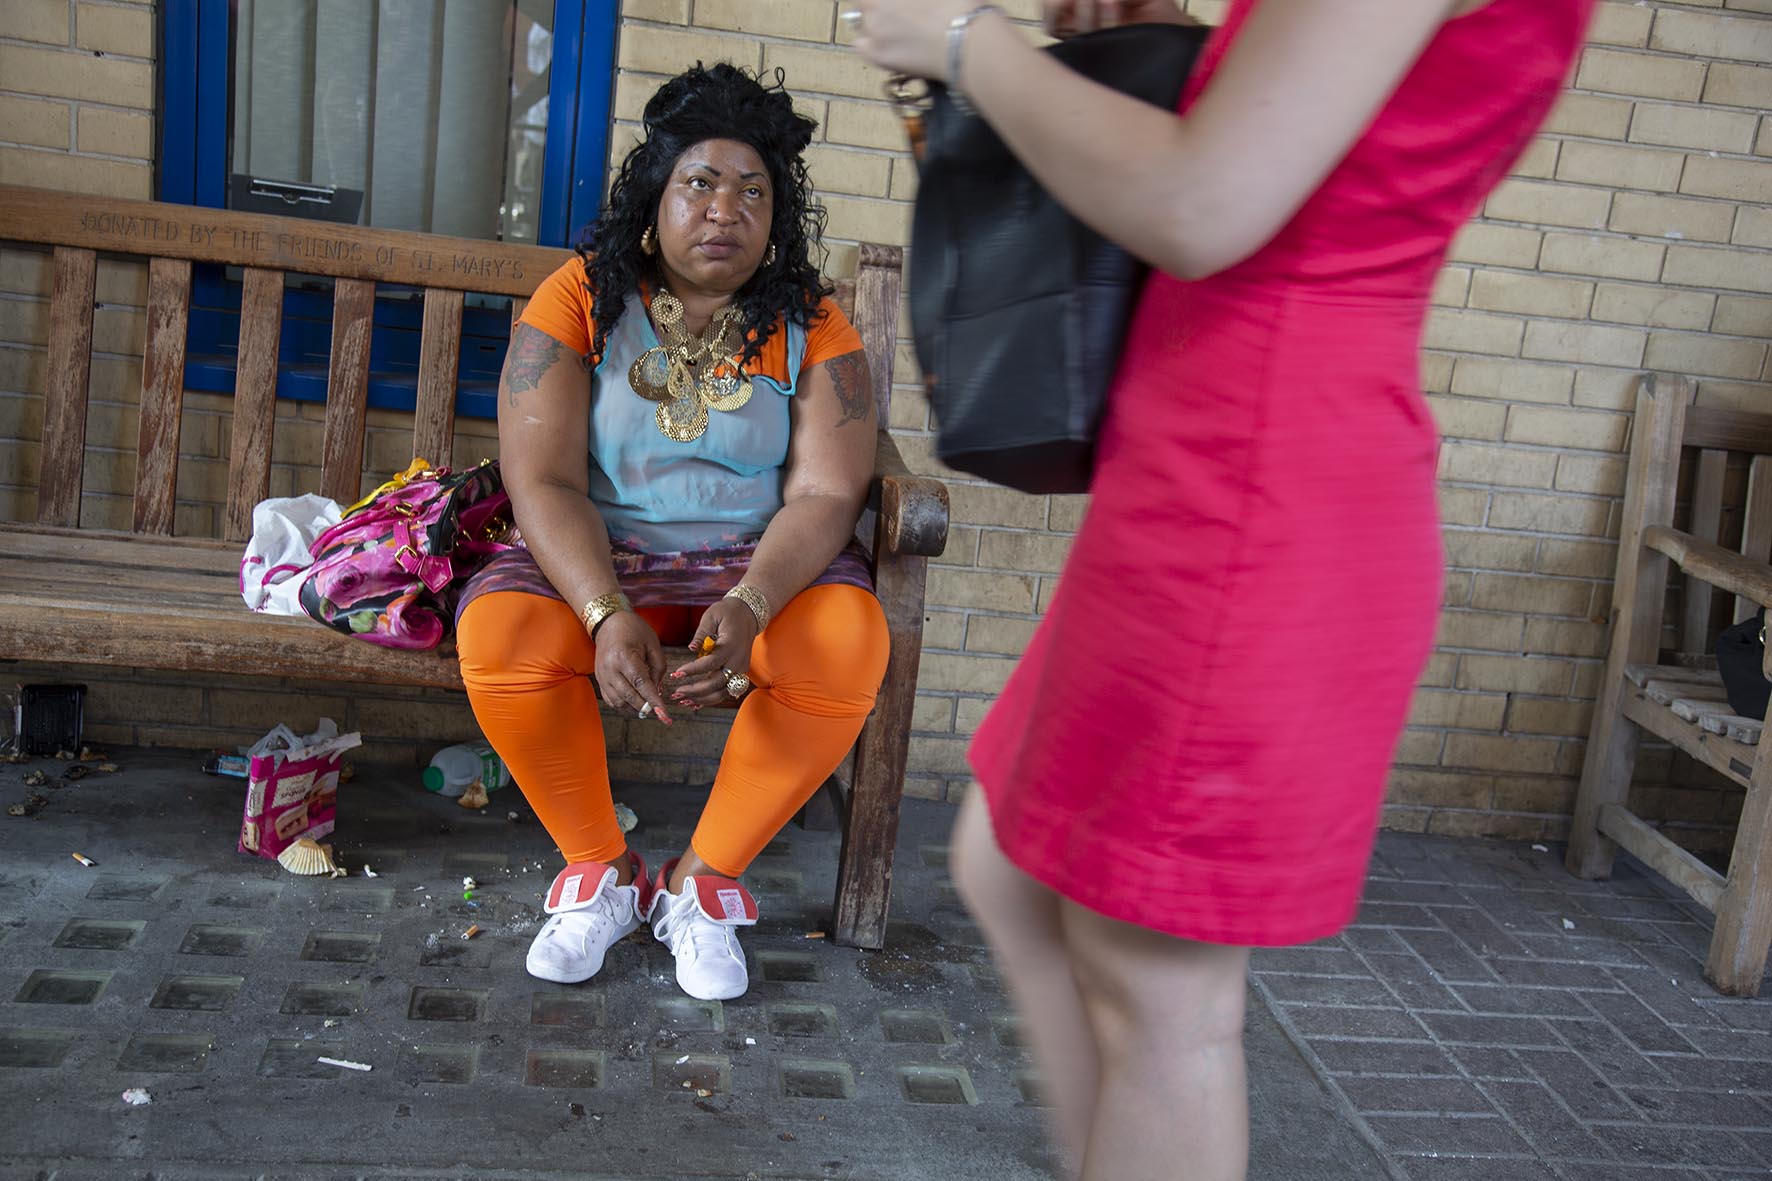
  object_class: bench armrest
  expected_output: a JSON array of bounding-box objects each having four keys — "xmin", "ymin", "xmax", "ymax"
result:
[
  {"xmin": 869, "ymin": 430, "xmax": 949, "ymax": 558},
  {"xmin": 1644, "ymin": 525, "xmax": 1772, "ymax": 609}
]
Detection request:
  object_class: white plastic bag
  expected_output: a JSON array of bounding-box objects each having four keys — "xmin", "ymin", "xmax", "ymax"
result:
[{"xmin": 240, "ymin": 494, "xmax": 343, "ymax": 615}]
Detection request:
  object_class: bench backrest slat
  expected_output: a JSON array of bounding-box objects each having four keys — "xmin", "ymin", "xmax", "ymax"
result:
[
  {"xmin": 1742, "ymin": 455, "xmax": 1772, "ymax": 623},
  {"xmin": 134, "ymin": 257, "xmax": 193, "ymax": 535},
  {"xmin": 853, "ymin": 245, "xmax": 901, "ymax": 423},
  {"xmin": 1681, "ymin": 447, "xmax": 1728, "ymax": 653},
  {"xmin": 39, "ymin": 245, "xmax": 98, "ymax": 528},
  {"xmin": 224, "ymin": 266, "xmax": 286, "ymax": 542},
  {"xmin": 413, "ymin": 287, "xmax": 463, "ymax": 470},
  {"xmin": 0, "ymin": 185, "xmax": 559, "ymax": 297},
  {"xmin": 320, "ymin": 277, "xmax": 376, "ymax": 505}
]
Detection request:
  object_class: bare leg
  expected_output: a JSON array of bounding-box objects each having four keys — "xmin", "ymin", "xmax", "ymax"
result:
[
  {"xmin": 667, "ymin": 847, "xmax": 718, "ymax": 892},
  {"xmin": 951, "ymin": 789, "xmax": 1101, "ymax": 1173},
  {"xmin": 1061, "ymin": 901, "xmax": 1252, "ymax": 1181}
]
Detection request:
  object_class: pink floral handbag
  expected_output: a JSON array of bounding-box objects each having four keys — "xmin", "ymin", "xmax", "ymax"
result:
[{"xmin": 297, "ymin": 460, "xmax": 516, "ymax": 650}]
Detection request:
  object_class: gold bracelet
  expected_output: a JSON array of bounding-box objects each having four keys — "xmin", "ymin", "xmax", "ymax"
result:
[
  {"xmin": 579, "ymin": 592, "xmax": 631, "ymax": 637},
  {"xmin": 725, "ymin": 584, "xmax": 770, "ymax": 631}
]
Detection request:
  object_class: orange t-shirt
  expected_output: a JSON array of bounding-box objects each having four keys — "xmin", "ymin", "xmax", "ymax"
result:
[
  {"xmin": 512, "ymin": 256, "xmax": 865, "ymax": 554},
  {"xmin": 518, "ymin": 256, "xmax": 862, "ymax": 383}
]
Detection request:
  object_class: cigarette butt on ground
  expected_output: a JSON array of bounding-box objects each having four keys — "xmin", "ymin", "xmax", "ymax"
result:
[
  {"xmin": 804, "ymin": 931, "xmax": 826, "ymax": 940},
  {"xmin": 462, "ymin": 924, "xmax": 481, "ymax": 940},
  {"xmin": 70, "ymin": 852, "xmax": 95, "ymax": 867},
  {"xmin": 317, "ymin": 1056, "xmax": 372, "ymax": 1072}
]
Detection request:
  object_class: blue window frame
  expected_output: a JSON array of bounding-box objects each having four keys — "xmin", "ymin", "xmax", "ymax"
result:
[{"xmin": 157, "ymin": 0, "xmax": 617, "ymax": 421}]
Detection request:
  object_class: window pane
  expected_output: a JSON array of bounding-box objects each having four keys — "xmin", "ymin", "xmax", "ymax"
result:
[{"xmin": 230, "ymin": 0, "xmax": 551, "ymax": 244}]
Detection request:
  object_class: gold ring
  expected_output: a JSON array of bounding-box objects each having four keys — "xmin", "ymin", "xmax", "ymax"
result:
[{"xmin": 723, "ymin": 668, "xmax": 752, "ymax": 700}]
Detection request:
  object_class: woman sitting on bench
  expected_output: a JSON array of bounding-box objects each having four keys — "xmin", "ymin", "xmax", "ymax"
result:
[{"xmin": 455, "ymin": 63, "xmax": 887, "ymax": 1002}]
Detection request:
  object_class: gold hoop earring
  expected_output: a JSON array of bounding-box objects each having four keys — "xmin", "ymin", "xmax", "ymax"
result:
[
  {"xmin": 641, "ymin": 226, "xmax": 657, "ymax": 256},
  {"xmin": 764, "ymin": 243, "xmax": 777, "ymax": 267}
]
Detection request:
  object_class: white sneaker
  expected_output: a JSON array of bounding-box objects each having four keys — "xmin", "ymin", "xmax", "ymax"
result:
[
  {"xmin": 526, "ymin": 855, "xmax": 649, "ymax": 984},
  {"xmin": 648, "ymin": 860, "xmax": 758, "ymax": 1001}
]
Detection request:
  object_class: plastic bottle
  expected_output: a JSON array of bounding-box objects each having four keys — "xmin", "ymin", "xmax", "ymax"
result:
[{"xmin": 422, "ymin": 743, "xmax": 512, "ymax": 797}]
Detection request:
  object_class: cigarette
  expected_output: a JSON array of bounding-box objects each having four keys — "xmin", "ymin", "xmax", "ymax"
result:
[
  {"xmin": 317, "ymin": 1056, "xmax": 373, "ymax": 1072},
  {"xmin": 71, "ymin": 852, "xmax": 95, "ymax": 867},
  {"xmin": 638, "ymin": 702, "xmax": 654, "ymax": 719},
  {"xmin": 462, "ymin": 924, "xmax": 481, "ymax": 940}
]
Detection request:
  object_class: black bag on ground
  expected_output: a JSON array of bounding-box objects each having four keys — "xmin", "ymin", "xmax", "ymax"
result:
[
  {"xmin": 904, "ymin": 23, "xmax": 1208, "ymax": 494},
  {"xmin": 1716, "ymin": 609, "xmax": 1772, "ymax": 722}
]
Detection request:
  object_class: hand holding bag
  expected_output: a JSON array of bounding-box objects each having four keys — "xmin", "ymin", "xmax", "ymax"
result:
[
  {"xmin": 297, "ymin": 460, "xmax": 516, "ymax": 650},
  {"xmin": 896, "ymin": 22, "xmax": 1208, "ymax": 493}
]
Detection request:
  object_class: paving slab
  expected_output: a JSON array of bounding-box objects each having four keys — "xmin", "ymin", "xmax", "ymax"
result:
[{"xmin": 0, "ymin": 748, "xmax": 1383, "ymax": 1180}]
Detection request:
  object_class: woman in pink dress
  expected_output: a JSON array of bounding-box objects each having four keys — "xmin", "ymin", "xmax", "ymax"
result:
[{"xmin": 855, "ymin": 0, "xmax": 1593, "ymax": 1176}]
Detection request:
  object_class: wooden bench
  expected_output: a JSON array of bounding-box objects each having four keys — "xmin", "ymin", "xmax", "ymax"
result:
[
  {"xmin": 1569, "ymin": 372, "xmax": 1772, "ymax": 995},
  {"xmin": 0, "ymin": 183, "xmax": 948, "ymax": 951}
]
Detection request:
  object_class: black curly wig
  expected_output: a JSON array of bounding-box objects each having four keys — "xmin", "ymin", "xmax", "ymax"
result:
[{"xmin": 575, "ymin": 63, "xmax": 832, "ymax": 368}]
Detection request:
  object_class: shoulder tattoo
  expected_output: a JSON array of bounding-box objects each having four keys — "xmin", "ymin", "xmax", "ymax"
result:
[
  {"xmin": 824, "ymin": 349, "xmax": 872, "ymax": 429},
  {"xmin": 503, "ymin": 324, "xmax": 583, "ymax": 405}
]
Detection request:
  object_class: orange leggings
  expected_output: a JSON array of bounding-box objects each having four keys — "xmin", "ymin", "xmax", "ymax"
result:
[{"xmin": 457, "ymin": 584, "xmax": 889, "ymax": 877}]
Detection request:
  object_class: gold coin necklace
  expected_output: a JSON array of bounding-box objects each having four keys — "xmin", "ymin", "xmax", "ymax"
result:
[{"xmin": 628, "ymin": 292, "xmax": 753, "ymax": 442}]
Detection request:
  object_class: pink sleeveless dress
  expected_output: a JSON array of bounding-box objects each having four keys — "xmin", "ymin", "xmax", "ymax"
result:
[{"xmin": 968, "ymin": 0, "xmax": 1595, "ymax": 946}]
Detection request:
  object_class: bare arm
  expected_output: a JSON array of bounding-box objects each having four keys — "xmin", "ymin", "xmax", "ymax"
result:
[
  {"xmin": 498, "ymin": 324, "xmax": 674, "ymax": 718},
  {"xmin": 671, "ymin": 347, "xmax": 878, "ymax": 703},
  {"xmin": 745, "ymin": 348, "xmax": 878, "ymax": 610},
  {"xmin": 498, "ymin": 323, "xmax": 619, "ymax": 611},
  {"xmin": 855, "ymin": 0, "xmax": 1464, "ymax": 279}
]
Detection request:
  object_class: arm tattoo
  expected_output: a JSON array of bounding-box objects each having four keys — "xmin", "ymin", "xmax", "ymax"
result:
[
  {"xmin": 824, "ymin": 349, "xmax": 872, "ymax": 429},
  {"xmin": 503, "ymin": 324, "xmax": 581, "ymax": 405}
]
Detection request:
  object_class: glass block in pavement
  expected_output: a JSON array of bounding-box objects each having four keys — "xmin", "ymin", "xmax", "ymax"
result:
[
  {"xmin": 654, "ymin": 997, "xmax": 722, "ymax": 1032},
  {"xmin": 85, "ymin": 875, "xmax": 166, "ymax": 901},
  {"xmin": 766, "ymin": 1002, "xmax": 838, "ymax": 1038},
  {"xmin": 149, "ymin": 974, "xmax": 244, "ymax": 1011},
  {"xmin": 526, "ymin": 1049, "xmax": 604, "ymax": 1089},
  {"xmin": 299, "ymin": 930, "xmax": 381, "ymax": 963},
  {"xmin": 0, "ymin": 1027, "xmax": 76, "ymax": 1068},
  {"xmin": 15, "ymin": 969, "xmax": 109, "ymax": 1005},
  {"xmin": 116, "ymin": 1033, "xmax": 213, "ymax": 1073},
  {"xmin": 407, "ymin": 987, "xmax": 488, "ymax": 1022},
  {"xmin": 880, "ymin": 1009, "xmax": 952, "ymax": 1045},
  {"xmin": 652, "ymin": 1052, "xmax": 730, "ymax": 1094},
  {"xmin": 405, "ymin": 1044, "xmax": 479, "ymax": 1085},
  {"xmin": 1013, "ymin": 1070, "xmax": 1048, "ymax": 1107},
  {"xmin": 178, "ymin": 924, "xmax": 264, "ymax": 957},
  {"xmin": 258, "ymin": 1038, "xmax": 347, "ymax": 1079},
  {"xmin": 898, "ymin": 1065, "xmax": 978, "ymax": 1106},
  {"xmin": 754, "ymin": 951, "xmax": 819, "ymax": 983},
  {"xmin": 530, "ymin": 992, "xmax": 605, "ymax": 1029},
  {"xmin": 281, "ymin": 982, "xmax": 363, "ymax": 1017},
  {"xmin": 779, "ymin": 1058, "xmax": 855, "ymax": 1100},
  {"xmin": 52, "ymin": 918, "xmax": 144, "ymax": 950}
]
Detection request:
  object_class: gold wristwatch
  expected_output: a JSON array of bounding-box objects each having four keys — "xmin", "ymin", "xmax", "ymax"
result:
[{"xmin": 579, "ymin": 592, "xmax": 632, "ymax": 637}]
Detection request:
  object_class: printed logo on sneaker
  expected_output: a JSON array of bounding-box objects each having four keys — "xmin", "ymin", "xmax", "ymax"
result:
[
  {"xmin": 690, "ymin": 876, "xmax": 758, "ymax": 924},
  {"xmin": 547, "ymin": 861, "xmax": 614, "ymax": 913}
]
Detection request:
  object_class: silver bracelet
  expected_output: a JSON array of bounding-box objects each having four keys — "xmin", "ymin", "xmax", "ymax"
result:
[{"xmin": 947, "ymin": 3, "xmax": 1004, "ymax": 111}]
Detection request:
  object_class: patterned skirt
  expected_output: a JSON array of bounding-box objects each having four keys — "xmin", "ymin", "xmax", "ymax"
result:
[{"xmin": 455, "ymin": 540, "xmax": 874, "ymax": 622}]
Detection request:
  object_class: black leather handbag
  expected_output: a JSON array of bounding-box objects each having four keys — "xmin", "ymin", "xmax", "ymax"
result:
[
  {"xmin": 1716, "ymin": 609, "xmax": 1772, "ymax": 722},
  {"xmin": 898, "ymin": 23, "xmax": 1209, "ymax": 494}
]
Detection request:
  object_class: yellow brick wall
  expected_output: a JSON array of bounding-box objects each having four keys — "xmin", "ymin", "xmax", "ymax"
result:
[
  {"xmin": 1411, "ymin": 0, "xmax": 1772, "ymax": 850},
  {"xmin": 2, "ymin": 0, "xmax": 1769, "ymax": 842}
]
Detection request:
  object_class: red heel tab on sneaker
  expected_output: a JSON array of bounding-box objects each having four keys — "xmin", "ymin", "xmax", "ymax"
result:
[
  {"xmin": 689, "ymin": 876, "xmax": 758, "ymax": 925},
  {"xmin": 628, "ymin": 851, "xmax": 653, "ymax": 909},
  {"xmin": 545, "ymin": 861, "xmax": 617, "ymax": 914}
]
